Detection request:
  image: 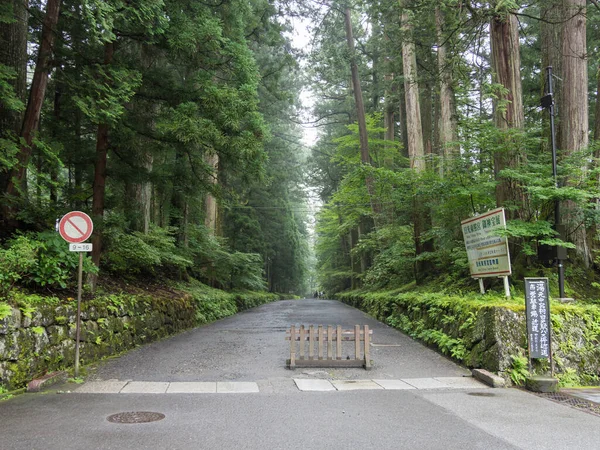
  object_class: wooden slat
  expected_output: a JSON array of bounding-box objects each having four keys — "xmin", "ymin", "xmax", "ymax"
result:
[
  {"xmin": 286, "ymin": 330, "xmax": 372, "ymax": 338},
  {"xmin": 291, "ymin": 359, "xmax": 366, "ymax": 369},
  {"xmin": 289, "ymin": 325, "xmax": 296, "ymax": 369},
  {"xmin": 318, "ymin": 325, "xmax": 324, "ymax": 360},
  {"xmin": 327, "ymin": 325, "xmax": 333, "ymax": 360},
  {"xmin": 286, "ymin": 329, "xmax": 373, "ymax": 335},
  {"xmin": 286, "ymin": 335, "xmax": 372, "ymax": 341},
  {"xmin": 309, "ymin": 325, "xmax": 314, "ymax": 359},
  {"xmin": 299, "ymin": 325, "xmax": 305, "ymax": 360},
  {"xmin": 336, "ymin": 325, "xmax": 342, "ymax": 360},
  {"xmin": 354, "ymin": 325, "xmax": 360, "ymax": 360},
  {"xmin": 364, "ymin": 324, "xmax": 371, "ymax": 369}
]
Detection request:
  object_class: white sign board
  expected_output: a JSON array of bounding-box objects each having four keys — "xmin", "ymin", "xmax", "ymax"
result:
[
  {"xmin": 461, "ymin": 207, "xmax": 511, "ymax": 278},
  {"xmin": 69, "ymin": 243, "xmax": 93, "ymax": 252}
]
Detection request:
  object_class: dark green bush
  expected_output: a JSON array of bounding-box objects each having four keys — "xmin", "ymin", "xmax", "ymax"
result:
[{"xmin": 0, "ymin": 231, "xmax": 98, "ymax": 295}]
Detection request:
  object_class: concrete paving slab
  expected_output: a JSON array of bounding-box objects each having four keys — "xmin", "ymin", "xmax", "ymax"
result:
[
  {"xmin": 332, "ymin": 380, "xmax": 383, "ymax": 391},
  {"xmin": 294, "ymin": 379, "xmax": 336, "ymax": 391},
  {"xmin": 423, "ymin": 387, "xmax": 600, "ymax": 450},
  {"xmin": 120, "ymin": 381, "xmax": 169, "ymax": 394},
  {"xmin": 217, "ymin": 382, "xmax": 259, "ymax": 393},
  {"xmin": 402, "ymin": 378, "xmax": 450, "ymax": 389},
  {"xmin": 435, "ymin": 377, "xmax": 489, "ymax": 389},
  {"xmin": 561, "ymin": 388, "xmax": 600, "ymax": 404},
  {"xmin": 75, "ymin": 381, "xmax": 128, "ymax": 393},
  {"xmin": 166, "ymin": 382, "xmax": 216, "ymax": 393},
  {"xmin": 373, "ymin": 379, "xmax": 415, "ymax": 390}
]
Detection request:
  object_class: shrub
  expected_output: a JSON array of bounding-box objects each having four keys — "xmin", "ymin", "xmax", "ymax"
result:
[
  {"xmin": 0, "ymin": 231, "xmax": 97, "ymax": 294},
  {"xmin": 103, "ymin": 225, "xmax": 192, "ymax": 277},
  {"xmin": 0, "ymin": 236, "xmax": 39, "ymax": 298}
]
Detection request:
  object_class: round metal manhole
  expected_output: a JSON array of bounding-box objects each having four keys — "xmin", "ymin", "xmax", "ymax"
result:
[
  {"xmin": 107, "ymin": 411, "xmax": 165, "ymax": 424},
  {"xmin": 467, "ymin": 392, "xmax": 496, "ymax": 397}
]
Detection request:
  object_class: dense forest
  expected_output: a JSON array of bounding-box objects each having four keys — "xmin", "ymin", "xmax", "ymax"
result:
[
  {"xmin": 307, "ymin": 0, "xmax": 600, "ymax": 300},
  {"xmin": 0, "ymin": 0, "xmax": 310, "ymax": 297},
  {"xmin": 2, "ymin": 0, "xmax": 600, "ymax": 301}
]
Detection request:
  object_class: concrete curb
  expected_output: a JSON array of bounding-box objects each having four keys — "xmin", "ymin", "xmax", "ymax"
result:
[
  {"xmin": 27, "ymin": 371, "xmax": 68, "ymax": 392},
  {"xmin": 472, "ymin": 369, "xmax": 506, "ymax": 388}
]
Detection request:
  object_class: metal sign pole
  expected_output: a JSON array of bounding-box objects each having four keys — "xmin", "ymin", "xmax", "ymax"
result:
[
  {"xmin": 74, "ymin": 252, "xmax": 83, "ymax": 378},
  {"xmin": 478, "ymin": 278, "xmax": 485, "ymax": 294}
]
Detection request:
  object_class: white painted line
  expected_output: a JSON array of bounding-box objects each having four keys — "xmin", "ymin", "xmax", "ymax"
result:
[
  {"xmin": 216, "ymin": 382, "xmax": 259, "ymax": 393},
  {"xmin": 373, "ymin": 379, "xmax": 416, "ymax": 390},
  {"xmin": 166, "ymin": 382, "xmax": 217, "ymax": 393},
  {"xmin": 294, "ymin": 379, "xmax": 336, "ymax": 391},
  {"xmin": 401, "ymin": 378, "xmax": 450, "ymax": 389},
  {"xmin": 332, "ymin": 380, "xmax": 383, "ymax": 391},
  {"xmin": 75, "ymin": 381, "xmax": 128, "ymax": 393},
  {"xmin": 434, "ymin": 377, "xmax": 489, "ymax": 389},
  {"xmin": 120, "ymin": 381, "xmax": 169, "ymax": 394}
]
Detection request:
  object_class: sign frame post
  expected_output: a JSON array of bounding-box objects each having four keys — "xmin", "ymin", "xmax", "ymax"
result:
[{"xmin": 58, "ymin": 211, "xmax": 94, "ymax": 378}]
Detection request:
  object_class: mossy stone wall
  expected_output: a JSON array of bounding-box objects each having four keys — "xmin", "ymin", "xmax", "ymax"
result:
[
  {"xmin": 337, "ymin": 291, "xmax": 600, "ymax": 385},
  {"xmin": 0, "ymin": 294, "xmax": 195, "ymax": 389}
]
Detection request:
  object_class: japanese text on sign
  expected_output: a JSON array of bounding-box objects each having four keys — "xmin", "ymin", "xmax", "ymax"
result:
[
  {"xmin": 525, "ymin": 278, "xmax": 551, "ymax": 359},
  {"xmin": 461, "ymin": 207, "xmax": 511, "ymax": 278}
]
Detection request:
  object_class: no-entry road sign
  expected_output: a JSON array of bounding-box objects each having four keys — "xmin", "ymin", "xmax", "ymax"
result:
[{"xmin": 59, "ymin": 211, "xmax": 93, "ymax": 244}]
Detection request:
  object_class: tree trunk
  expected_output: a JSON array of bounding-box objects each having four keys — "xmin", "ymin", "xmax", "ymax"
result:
[
  {"xmin": 204, "ymin": 152, "xmax": 219, "ymax": 233},
  {"xmin": 344, "ymin": 7, "xmax": 380, "ymax": 221},
  {"xmin": 90, "ymin": 42, "xmax": 115, "ymax": 285},
  {"xmin": 489, "ymin": 6, "xmax": 525, "ymax": 218},
  {"xmin": 436, "ymin": 7, "xmax": 458, "ymax": 176},
  {"xmin": 541, "ymin": 0, "xmax": 562, "ymax": 154},
  {"xmin": 560, "ymin": 0, "xmax": 591, "ymax": 266},
  {"xmin": 421, "ymin": 79, "xmax": 433, "ymax": 163},
  {"xmin": 401, "ymin": 8, "xmax": 425, "ymax": 172},
  {"xmin": 0, "ymin": 0, "xmax": 28, "ymax": 235},
  {"xmin": 5, "ymin": 0, "xmax": 61, "ymax": 201},
  {"xmin": 0, "ymin": 0, "xmax": 28, "ymax": 138},
  {"xmin": 130, "ymin": 151, "xmax": 153, "ymax": 234}
]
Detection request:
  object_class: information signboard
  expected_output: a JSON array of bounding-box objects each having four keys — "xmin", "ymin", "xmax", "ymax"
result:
[
  {"xmin": 461, "ymin": 207, "xmax": 511, "ymax": 278},
  {"xmin": 525, "ymin": 278, "xmax": 551, "ymax": 359}
]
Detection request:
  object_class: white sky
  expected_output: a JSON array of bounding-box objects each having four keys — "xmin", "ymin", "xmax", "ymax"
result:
[{"xmin": 289, "ymin": 16, "xmax": 319, "ymax": 147}]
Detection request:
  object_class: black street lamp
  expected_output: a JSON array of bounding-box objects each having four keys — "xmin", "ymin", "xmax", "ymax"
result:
[{"xmin": 541, "ymin": 66, "xmax": 566, "ymax": 299}]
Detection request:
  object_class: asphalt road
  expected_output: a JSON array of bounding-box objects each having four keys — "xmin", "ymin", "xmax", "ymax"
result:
[
  {"xmin": 1, "ymin": 298, "xmax": 599, "ymax": 450},
  {"xmin": 87, "ymin": 298, "xmax": 468, "ymax": 382}
]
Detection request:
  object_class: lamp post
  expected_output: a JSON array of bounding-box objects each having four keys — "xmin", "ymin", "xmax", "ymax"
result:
[{"xmin": 541, "ymin": 66, "xmax": 566, "ymax": 299}]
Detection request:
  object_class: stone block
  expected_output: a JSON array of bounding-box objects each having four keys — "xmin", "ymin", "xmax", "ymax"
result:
[
  {"xmin": 525, "ymin": 375, "xmax": 559, "ymax": 393},
  {"xmin": 472, "ymin": 368, "xmax": 506, "ymax": 388}
]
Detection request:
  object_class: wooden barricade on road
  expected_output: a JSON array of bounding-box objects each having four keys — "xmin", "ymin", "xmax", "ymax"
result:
[{"xmin": 285, "ymin": 325, "xmax": 372, "ymax": 370}]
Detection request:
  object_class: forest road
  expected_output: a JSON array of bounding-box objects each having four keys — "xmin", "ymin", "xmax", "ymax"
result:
[
  {"xmin": 1, "ymin": 299, "xmax": 600, "ymax": 450},
  {"xmin": 88, "ymin": 298, "xmax": 470, "ymax": 382}
]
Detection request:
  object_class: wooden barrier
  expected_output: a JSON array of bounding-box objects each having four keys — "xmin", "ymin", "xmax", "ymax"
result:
[{"xmin": 285, "ymin": 325, "xmax": 372, "ymax": 370}]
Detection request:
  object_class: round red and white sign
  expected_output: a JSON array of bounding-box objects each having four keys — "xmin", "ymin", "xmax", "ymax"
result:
[{"xmin": 59, "ymin": 211, "xmax": 94, "ymax": 244}]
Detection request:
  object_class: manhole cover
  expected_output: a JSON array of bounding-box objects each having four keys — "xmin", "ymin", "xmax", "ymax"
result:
[
  {"xmin": 107, "ymin": 412, "xmax": 165, "ymax": 424},
  {"xmin": 467, "ymin": 392, "xmax": 496, "ymax": 397}
]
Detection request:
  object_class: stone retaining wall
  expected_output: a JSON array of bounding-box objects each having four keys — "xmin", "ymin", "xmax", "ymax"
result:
[
  {"xmin": 337, "ymin": 291, "xmax": 600, "ymax": 385},
  {"xmin": 0, "ymin": 294, "xmax": 195, "ymax": 389}
]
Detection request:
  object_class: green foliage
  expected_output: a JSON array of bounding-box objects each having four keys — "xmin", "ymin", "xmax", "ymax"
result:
[
  {"xmin": 557, "ymin": 368, "xmax": 581, "ymax": 388},
  {"xmin": 508, "ymin": 354, "xmax": 530, "ymax": 386},
  {"xmin": 0, "ymin": 236, "xmax": 39, "ymax": 298},
  {"xmin": 177, "ymin": 279, "xmax": 279, "ymax": 324},
  {"xmin": 20, "ymin": 232, "xmax": 97, "ymax": 289},
  {"xmin": 104, "ymin": 225, "xmax": 192, "ymax": 277},
  {"xmin": 0, "ymin": 302, "xmax": 12, "ymax": 320}
]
